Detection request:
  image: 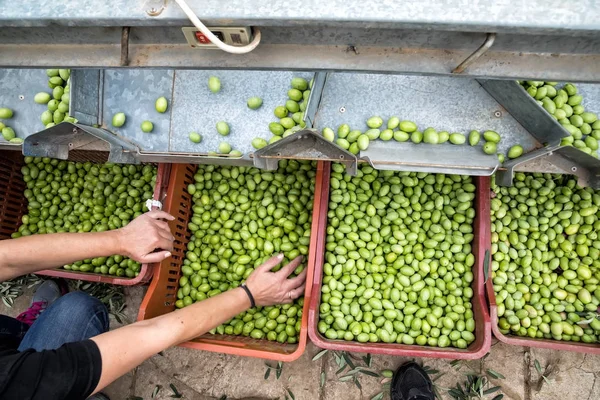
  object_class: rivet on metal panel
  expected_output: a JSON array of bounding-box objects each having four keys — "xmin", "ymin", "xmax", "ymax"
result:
[
  {"xmin": 494, "ymin": 110, "xmax": 502, "ymax": 118},
  {"xmin": 572, "ymin": 167, "xmax": 578, "ymax": 172},
  {"xmin": 452, "ymin": 33, "xmax": 496, "ymax": 74},
  {"xmin": 18, "ymin": 95, "xmax": 24, "ymax": 101},
  {"xmin": 145, "ymin": 0, "xmax": 167, "ymax": 16},
  {"xmin": 339, "ymin": 107, "xmax": 346, "ymax": 113}
]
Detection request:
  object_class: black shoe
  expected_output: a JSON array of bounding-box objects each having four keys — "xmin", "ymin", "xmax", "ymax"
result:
[
  {"xmin": 87, "ymin": 393, "xmax": 110, "ymax": 400},
  {"xmin": 390, "ymin": 362, "xmax": 434, "ymax": 400}
]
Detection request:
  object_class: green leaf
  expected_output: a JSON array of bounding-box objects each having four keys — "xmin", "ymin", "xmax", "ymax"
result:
[
  {"xmin": 486, "ymin": 369, "xmax": 505, "ymax": 380},
  {"xmin": 339, "ymin": 375, "xmax": 354, "ymax": 382},
  {"xmin": 534, "ymin": 359, "xmax": 543, "ymax": 374},
  {"xmin": 336, "ymin": 365, "xmax": 347, "ymax": 375},
  {"xmin": 312, "ymin": 349, "xmax": 328, "ymax": 361},
  {"xmin": 277, "ymin": 365, "xmax": 283, "ymax": 380},
  {"xmin": 320, "ymin": 371, "xmax": 325, "ymax": 388},
  {"xmin": 265, "ymin": 368, "xmax": 271, "ymax": 380},
  {"xmin": 450, "ymin": 360, "xmax": 461, "ymax": 367},
  {"xmin": 491, "ymin": 395, "xmax": 504, "ymax": 400},
  {"xmin": 169, "ymin": 383, "xmax": 182, "ymax": 398},
  {"xmin": 286, "ymin": 388, "xmax": 295, "ymax": 400},
  {"xmin": 364, "ymin": 353, "xmax": 372, "ymax": 368},
  {"xmin": 152, "ymin": 385, "xmax": 162, "ymax": 398},
  {"xmin": 353, "ymin": 376, "xmax": 362, "ymax": 390},
  {"xmin": 371, "ymin": 392, "xmax": 384, "ymax": 400},
  {"xmin": 483, "ymin": 386, "xmax": 501, "ymax": 395},
  {"xmin": 359, "ymin": 369, "xmax": 380, "ymax": 377},
  {"xmin": 342, "ymin": 353, "xmax": 356, "ymax": 370},
  {"xmin": 434, "ymin": 385, "xmax": 443, "ymax": 400}
]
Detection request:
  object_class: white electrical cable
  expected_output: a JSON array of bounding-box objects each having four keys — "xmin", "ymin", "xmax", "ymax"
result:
[{"xmin": 174, "ymin": 0, "xmax": 261, "ymax": 54}]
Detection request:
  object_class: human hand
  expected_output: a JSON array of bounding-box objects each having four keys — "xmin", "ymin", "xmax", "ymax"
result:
[
  {"xmin": 116, "ymin": 210, "xmax": 175, "ymax": 263},
  {"xmin": 244, "ymin": 254, "xmax": 307, "ymax": 307}
]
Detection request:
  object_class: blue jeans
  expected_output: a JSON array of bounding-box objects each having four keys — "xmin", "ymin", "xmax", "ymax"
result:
[{"xmin": 0, "ymin": 292, "xmax": 109, "ymax": 351}]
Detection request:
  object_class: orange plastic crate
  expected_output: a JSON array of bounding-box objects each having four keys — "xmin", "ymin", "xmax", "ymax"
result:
[
  {"xmin": 307, "ymin": 162, "xmax": 492, "ymax": 359},
  {"xmin": 0, "ymin": 150, "xmax": 169, "ymax": 285},
  {"xmin": 137, "ymin": 162, "xmax": 326, "ymax": 361},
  {"xmin": 485, "ymin": 178, "xmax": 600, "ymax": 354}
]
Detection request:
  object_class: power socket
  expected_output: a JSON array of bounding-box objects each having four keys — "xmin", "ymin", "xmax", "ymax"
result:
[{"xmin": 182, "ymin": 27, "xmax": 253, "ymax": 49}]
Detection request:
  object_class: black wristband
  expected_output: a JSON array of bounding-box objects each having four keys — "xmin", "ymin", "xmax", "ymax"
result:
[{"xmin": 240, "ymin": 284, "xmax": 256, "ymax": 308}]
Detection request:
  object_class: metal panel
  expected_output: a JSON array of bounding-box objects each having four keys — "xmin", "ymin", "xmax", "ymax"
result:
[
  {"xmin": 71, "ymin": 69, "xmax": 102, "ymax": 126},
  {"xmin": 577, "ymin": 82, "xmax": 600, "ymax": 114},
  {"xmin": 495, "ymin": 144, "xmax": 563, "ymax": 187},
  {"xmin": 3, "ymin": 1, "xmax": 600, "ymax": 35},
  {"xmin": 548, "ymin": 146, "xmax": 600, "ymax": 189},
  {"xmin": 2, "ymin": 26, "xmax": 600, "ymax": 81},
  {"xmin": 361, "ymin": 141, "xmax": 498, "ymax": 176},
  {"xmin": 0, "ymin": 69, "xmax": 50, "ymax": 141},
  {"xmin": 253, "ymin": 130, "xmax": 357, "ymax": 174},
  {"xmin": 70, "ymin": 69, "xmax": 314, "ymax": 157},
  {"xmin": 169, "ymin": 70, "xmax": 313, "ymax": 155},
  {"xmin": 313, "ymin": 72, "xmax": 539, "ymax": 174},
  {"xmin": 102, "ymin": 69, "xmax": 174, "ymax": 151},
  {"xmin": 479, "ymin": 79, "xmax": 568, "ymax": 145},
  {"xmin": 23, "ymin": 123, "xmax": 137, "ymax": 164}
]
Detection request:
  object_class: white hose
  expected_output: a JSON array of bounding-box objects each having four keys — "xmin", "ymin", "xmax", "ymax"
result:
[{"xmin": 174, "ymin": 0, "xmax": 261, "ymax": 54}]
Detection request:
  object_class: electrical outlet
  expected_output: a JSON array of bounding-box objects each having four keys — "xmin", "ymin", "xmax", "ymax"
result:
[{"xmin": 182, "ymin": 27, "xmax": 253, "ymax": 48}]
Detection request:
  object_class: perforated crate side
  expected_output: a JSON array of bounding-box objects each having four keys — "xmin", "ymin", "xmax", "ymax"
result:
[
  {"xmin": 138, "ymin": 163, "xmax": 196, "ymax": 319},
  {"xmin": 0, "ymin": 151, "xmax": 27, "ymax": 240}
]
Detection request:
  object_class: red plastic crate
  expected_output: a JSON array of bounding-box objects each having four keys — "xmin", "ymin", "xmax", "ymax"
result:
[
  {"xmin": 137, "ymin": 161, "xmax": 326, "ymax": 361},
  {"xmin": 485, "ymin": 179, "xmax": 600, "ymax": 354},
  {"xmin": 308, "ymin": 162, "xmax": 492, "ymax": 359},
  {"xmin": 0, "ymin": 150, "xmax": 170, "ymax": 286}
]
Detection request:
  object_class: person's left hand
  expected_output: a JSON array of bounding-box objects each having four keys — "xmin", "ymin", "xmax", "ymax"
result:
[
  {"xmin": 116, "ymin": 211, "xmax": 175, "ymax": 263},
  {"xmin": 244, "ymin": 254, "xmax": 307, "ymax": 306}
]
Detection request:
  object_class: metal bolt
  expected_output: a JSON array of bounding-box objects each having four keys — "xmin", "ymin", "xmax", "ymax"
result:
[
  {"xmin": 339, "ymin": 155, "xmax": 345, "ymax": 159},
  {"xmin": 145, "ymin": 0, "xmax": 166, "ymax": 17},
  {"xmin": 572, "ymin": 167, "xmax": 577, "ymax": 172},
  {"xmin": 339, "ymin": 107, "xmax": 346, "ymax": 113},
  {"xmin": 18, "ymin": 95, "xmax": 24, "ymax": 100},
  {"xmin": 72, "ymin": 128, "xmax": 78, "ymax": 133},
  {"xmin": 494, "ymin": 110, "xmax": 502, "ymax": 118}
]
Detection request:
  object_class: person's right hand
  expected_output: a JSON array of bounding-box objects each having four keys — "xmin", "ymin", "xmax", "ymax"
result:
[
  {"xmin": 244, "ymin": 254, "xmax": 307, "ymax": 306},
  {"xmin": 115, "ymin": 210, "xmax": 175, "ymax": 263}
]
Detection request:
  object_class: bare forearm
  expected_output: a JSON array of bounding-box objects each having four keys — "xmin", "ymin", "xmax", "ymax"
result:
[
  {"xmin": 0, "ymin": 231, "xmax": 121, "ymax": 281},
  {"xmin": 91, "ymin": 287, "xmax": 250, "ymax": 393}
]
